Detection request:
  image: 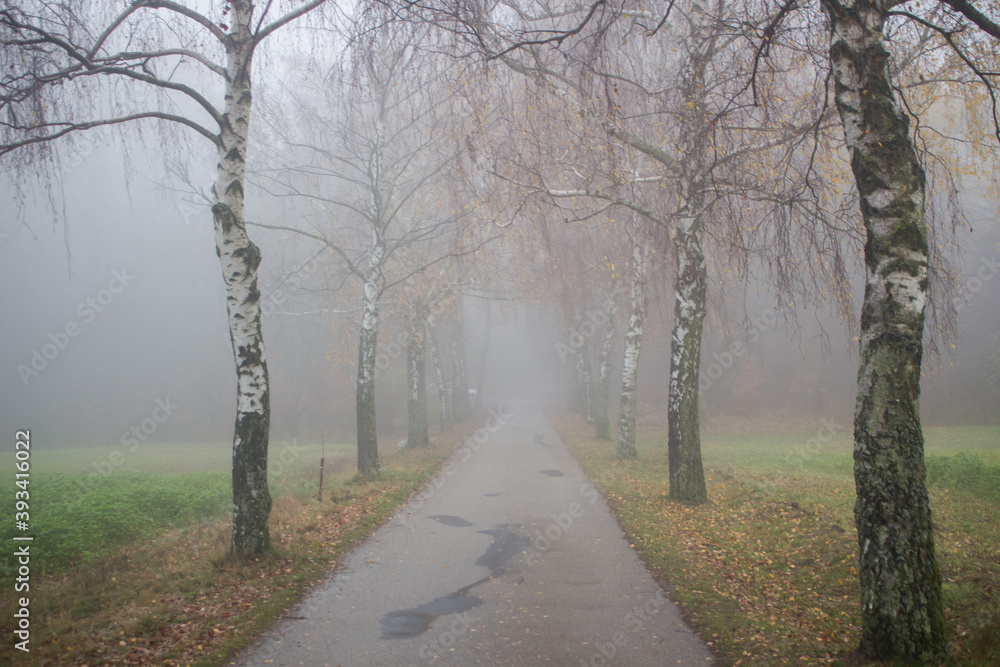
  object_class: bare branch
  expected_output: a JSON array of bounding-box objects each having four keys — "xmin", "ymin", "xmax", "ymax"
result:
[
  {"xmin": 0, "ymin": 112, "xmax": 220, "ymax": 155},
  {"xmin": 255, "ymin": 0, "xmax": 330, "ymax": 44},
  {"xmin": 937, "ymin": 0, "xmax": 1000, "ymax": 40}
]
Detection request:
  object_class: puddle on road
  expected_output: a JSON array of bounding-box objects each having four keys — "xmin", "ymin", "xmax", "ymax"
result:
[
  {"xmin": 380, "ymin": 593, "xmax": 481, "ymax": 638},
  {"xmin": 380, "ymin": 526, "xmax": 530, "ymax": 640},
  {"xmin": 539, "ymin": 469, "xmax": 564, "ymax": 477},
  {"xmin": 427, "ymin": 515, "xmax": 474, "ymax": 527},
  {"xmin": 483, "ymin": 493, "xmax": 500, "ymax": 497}
]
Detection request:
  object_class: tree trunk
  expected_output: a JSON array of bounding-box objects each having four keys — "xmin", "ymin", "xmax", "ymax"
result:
[
  {"xmin": 823, "ymin": 0, "xmax": 946, "ymax": 660},
  {"xmin": 356, "ymin": 276, "xmax": 381, "ymax": 477},
  {"xmin": 667, "ymin": 225, "xmax": 708, "ymax": 502},
  {"xmin": 567, "ymin": 360, "xmax": 585, "ymax": 413},
  {"xmin": 215, "ymin": 2, "xmax": 270, "ymax": 558},
  {"xmin": 406, "ymin": 304, "xmax": 430, "ymax": 448},
  {"xmin": 617, "ymin": 240, "xmax": 649, "ymax": 459},
  {"xmin": 475, "ymin": 301, "xmax": 491, "ymax": 409},
  {"xmin": 451, "ymin": 304, "xmax": 470, "ymax": 422},
  {"xmin": 576, "ymin": 332, "xmax": 594, "ymax": 425},
  {"xmin": 428, "ymin": 326, "xmax": 451, "ymax": 431},
  {"xmin": 595, "ymin": 294, "xmax": 617, "ymax": 441}
]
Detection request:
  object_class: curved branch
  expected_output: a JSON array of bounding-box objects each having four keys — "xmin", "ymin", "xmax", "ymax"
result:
[
  {"xmin": 255, "ymin": 0, "xmax": 330, "ymax": 45},
  {"xmin": 248, "ymin": 220, "xmax": 364, "ymax": 277},
  {"xmin": 137, "ymin": 0, "xmax": 228, "ymax": 44},
  {"xmin": 86, "ymin": 65, "xmax": 224, "ymax": 128},
  {"xmin": 489, "ymin": 0, "xmax": 608, "ymax": 60},
  {"xmin": 937, "ymin": 0, "xmax": 1000, "ymax": 40},
  {"xmin": 107, "ymin": 49, "xmax": 226, "ymax": 77},
  {"xmin": 890, "ymin": 9, "xmax": 1000, "ymax": 145},
  {"xmin": 0, "ymin": 112, "xmax": 220, "ymax": 155},
  {"xmin": 87, "ymin": 2, "xmax": 148, "ymax": 58}
]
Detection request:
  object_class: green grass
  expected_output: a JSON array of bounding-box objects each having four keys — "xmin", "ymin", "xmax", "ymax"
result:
[
  {"xmin": 4, "ymin": 439, "xmax": 355, "ymax": 477},
  {"xmin": 0, "ymin": 424, "xmax": 471, "ymax": 666},
  {"xmin": 554, "ymin": 413, "xmax": 1000, "ymax": 666},
  {"xmin": 1, "ymin": 439, "xmax": 356, "ymax": 576},
  {"xmin": 1, "ymin": 471, "xmax": 230, "ymax": 574}
]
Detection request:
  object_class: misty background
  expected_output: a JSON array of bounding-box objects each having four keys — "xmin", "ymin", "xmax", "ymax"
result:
[{"xmin": 2, "ymin": 132, "xmax": 997, "ymax": 458}]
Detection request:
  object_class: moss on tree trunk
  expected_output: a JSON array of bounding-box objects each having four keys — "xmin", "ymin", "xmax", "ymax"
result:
[
  {"xmin": 667, "ymin": 228, "xmax": 708, "ymax": 503},
  {"xmin": 823, "ymin": 0, "xmax": 947, "ymax": 660}
]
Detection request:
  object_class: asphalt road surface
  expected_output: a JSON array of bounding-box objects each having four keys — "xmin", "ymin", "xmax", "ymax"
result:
[{"xmin": 232, "ymin": 402, "xmax": 715, "ymax": 666}]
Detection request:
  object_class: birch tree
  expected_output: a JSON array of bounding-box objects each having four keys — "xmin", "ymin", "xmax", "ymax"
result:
[
  {"xmin": 454, "ymin": 0, "xmax": 835, "ymax": 501},
  {"xmin": 0, "ymin": 0, "xmax": 329, "ymax": 558},
  {"xmin": 404, "ymin": 293, "xmax": 431, "ymax": 447},
  {"xmin": 617, "ymin": 222, "xmax": 652, "ymax": 459},
  {"xmin": 253, "ymin": 19, "xmax": 471, "ymax": 476},
  {"xmin": 812, "ymin": 0, "xmax": 996, "ymax": 659},
  {"xmin": 594, "ymin": 288, "xmax": 618, "ymax": 440}
]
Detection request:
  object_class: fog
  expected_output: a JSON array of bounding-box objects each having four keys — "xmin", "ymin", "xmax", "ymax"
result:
[
  {"xmin": 2, "ymin": 6, "xmax": 999, "ymax": 465},
  {"xmin": 2, "ymin": 136, "xmax": 996, "ymax": 455}
]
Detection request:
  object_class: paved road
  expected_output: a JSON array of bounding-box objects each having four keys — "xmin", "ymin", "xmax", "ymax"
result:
[{"xmin": 232, "ymin": 403, "xmax": 714, "ymax": 666}]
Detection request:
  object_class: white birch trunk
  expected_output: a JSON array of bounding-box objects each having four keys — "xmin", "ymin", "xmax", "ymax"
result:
[
  {"xmin": 576, "ymin": 332, "xmax": 595, "ymax": 425},
  {"xmin": 823, "ymin": 0, "xmax": 946, "ymax": 659},
  {"xmin": 451, "ymin": 303, "xmax": 470, "ymax": 422},
  {"xmin": 666, "ymin": 221, "xmax": 708, "ymax": 502},
  {"xmin": 406, "ymin": 301, "xmax": 430, "ymax": 448},
  {"xmin": 356, "ymin": 267, "xmax": 382, "ymax": 477},
  {"xmin": 665, "ymin": 18, "xmax": 713, "ymax": 503},
  {"xmin": 213, "ymin": 0, "xmax": 271, "ymax": 558},
  {"xmin": 428, "ymin": 325, "xmax": 450, "ymax": 432},
  {"xmin": 617, "ymin": 240, "xmax": 649, "ymax": 460},
  {"xmin": 595, "ymin": 294, "xmax": 617, "ymax": 441}
]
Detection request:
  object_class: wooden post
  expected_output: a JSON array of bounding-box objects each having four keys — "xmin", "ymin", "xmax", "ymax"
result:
[{"xmin": 318, "ymin": 432, "xmax": 325, "ymax": 502}]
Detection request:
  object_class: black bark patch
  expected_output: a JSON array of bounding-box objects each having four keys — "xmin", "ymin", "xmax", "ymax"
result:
[
  {"xmin": 225, "ymin": 178, "xmax": 244, "ymax": 199},
  {"xmin": 212, "ymin": 203, "xmax": 236, "ymax": 235}
]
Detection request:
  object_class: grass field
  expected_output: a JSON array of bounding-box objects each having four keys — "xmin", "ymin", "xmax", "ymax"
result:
[
  {"xmin": 0, "ymin": 428, "xmax": 464, "ymax": 666},
  {"xmin": 1, "ymin": 438, "xmax": 356, "ymax": 574},
  {"xmin": 552, "ymin": 413, "xmax": 1000, "ymax": 666}
]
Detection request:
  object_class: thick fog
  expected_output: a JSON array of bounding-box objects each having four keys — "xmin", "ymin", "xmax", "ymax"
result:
[
  {"xmin": 2, "ymin": 137, "xmax": 996, "ymax": 455},
  {"xmin": 2, "ymin": 31, "xmax": 999, "ymax": 458}
]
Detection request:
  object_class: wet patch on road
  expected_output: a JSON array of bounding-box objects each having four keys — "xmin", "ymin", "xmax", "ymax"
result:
[
  {"xmin": 540, "ymin": 469, "xmax": 564, "ymax": 477},
  {"xmin": 427, "ymin": 515, "xmax": 474, "ymax": 527},
  {"xmin": 476, "ymin": 526, "xmax": 531, "ymax": 576},
  {"xmin": 380, "ymin": 526, "xmax": 529, "ymax": 639},
  {"xmin": 380, "ymin": 593, "xmax": 481, "ymax": 638}
]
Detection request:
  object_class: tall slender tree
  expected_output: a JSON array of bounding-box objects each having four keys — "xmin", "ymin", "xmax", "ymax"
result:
[
  {"xmin": 1, "ymin": 0, "xmax": 329, "ymax": 558},
  {"xmin": 617, "ymin": 223, "xmax": 652, "ymax": 460},
  {"xmin": 252, "ymin": 17, "xmax": 470, "ymax": 476},
  {"xmin": 820, "ymin": 0, "xmax": 948, "ymax": 658}
]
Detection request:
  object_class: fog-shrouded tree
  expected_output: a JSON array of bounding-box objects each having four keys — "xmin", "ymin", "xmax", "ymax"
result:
[
  {"xmin": 401, "ymin": 266, "xmax": 477, "ymax": 447},
  {"xmin": 427, "ymin": 312, "xmax": 452, "ymax": 431},
  {"xmin": 404, "ymin": 288, "xmax": 432, "ymax": 448},
  {"xmin": 450, "ymin": 0, "xmax": 847, "ymax": 502},
  {"xmin": 616, "ymin": 218, "xmax": 653, "ymax": 459},
  {"xmin": 1, "ymin": 0, "xmax": 331, "ymax": 558},
  {"xmin": 251, "ymin": 16, "xmax": 478, "ymax": 476},
  {"xmin": 811, "ymin": 0, "xmax": 1000, "ymax": 659},
  {"xmin": 594, "ymin": 286, "xmax": 618, "ymax": 440},
  {"xmin": 449, "ymin": 301, "xmax": 472, "ymax": 422}
]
